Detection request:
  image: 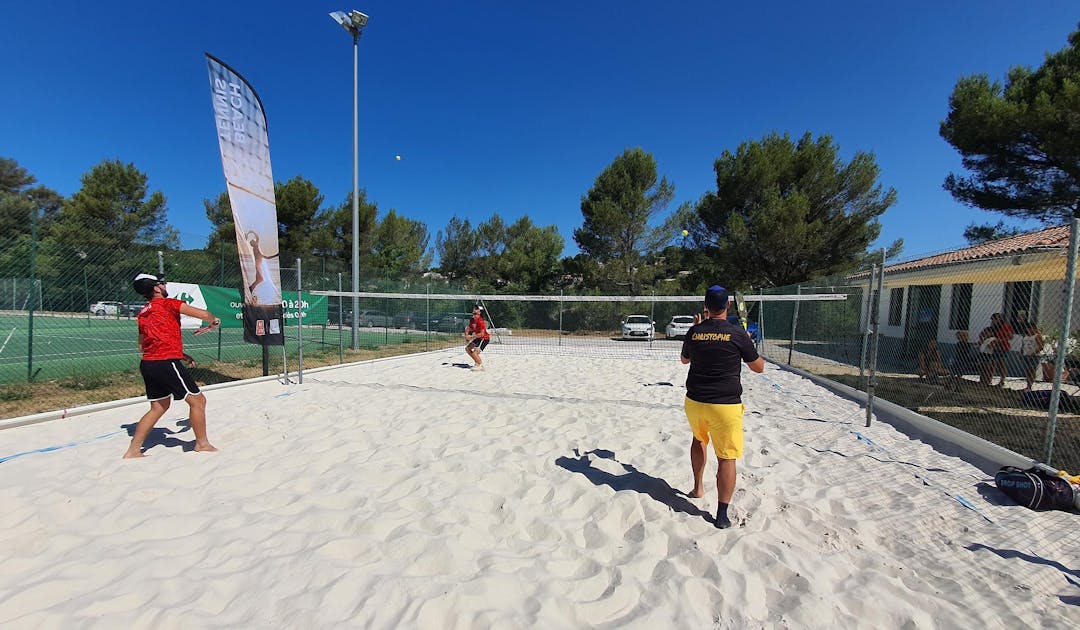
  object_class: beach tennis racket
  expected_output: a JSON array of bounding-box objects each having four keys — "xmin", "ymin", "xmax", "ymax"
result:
[
  {"xmin": 733, "ymin": 291, "xmax": 749, "ymax": 331},
  {"xmin": 192, "ymin": 319, "xmax": 221, "ymax": 336}
]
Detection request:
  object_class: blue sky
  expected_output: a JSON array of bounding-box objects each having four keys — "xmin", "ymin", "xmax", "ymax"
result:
[{"xmin": 2, "ymin": 1, "xmax": 1076, "ymax": 262}]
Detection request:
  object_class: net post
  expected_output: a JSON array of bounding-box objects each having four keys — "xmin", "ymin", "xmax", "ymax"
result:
[
  {"xmin": 559, "ymin": 289, "xmax": 564, "ymax": 346},
  {"xmin": 859, "ymin": 264, "xmax": 878, "ymax": 387},
  {"xmin": 296, "ymin": 258, "xmax": 303, "ymax": 384},
  {"xmin": 787, "ymin": 285, "xmax": 801, "ymax": 366},
  {"xmin": 865, "ymin": 249, "xmax": 886, "ymax": 427}
]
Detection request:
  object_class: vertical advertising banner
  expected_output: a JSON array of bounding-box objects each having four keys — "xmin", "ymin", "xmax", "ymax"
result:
[{"xmin": 206, "ymin": 53, "xmax": 284, "ymax": 346}]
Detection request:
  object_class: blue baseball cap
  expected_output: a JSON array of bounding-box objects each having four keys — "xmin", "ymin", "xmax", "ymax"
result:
[{"xmin": 705, "ymin": 285, "xmax": 729, "ymax": 311}]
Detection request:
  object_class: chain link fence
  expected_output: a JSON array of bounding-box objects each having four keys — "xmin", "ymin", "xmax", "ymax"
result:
[
  {"xmin": 757, "ymin": 251, "xmax": 1080, "ymax": 473},
  {"xmin": 4, "ymin": 216, "xmax": 1078, "ymax": 474}
]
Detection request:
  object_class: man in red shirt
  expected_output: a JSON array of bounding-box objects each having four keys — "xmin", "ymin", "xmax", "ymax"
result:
[
  {"xmin": 122, "ymin": 274, "xmax": 221, "ymax": 459},
  {"xmin": 464, "ymin": 304, "xmax": 491, "ymax": 371}
]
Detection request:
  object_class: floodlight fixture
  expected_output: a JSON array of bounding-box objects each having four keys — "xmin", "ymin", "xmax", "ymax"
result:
[{"xmin": 329, "ymin": 10, "xmax": 368, "ymax": 36}]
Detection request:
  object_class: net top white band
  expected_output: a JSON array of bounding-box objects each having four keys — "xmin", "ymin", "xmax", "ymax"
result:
[{"xmin": 309, "ymin": 291, "xmax": 847, "ymax": 302}]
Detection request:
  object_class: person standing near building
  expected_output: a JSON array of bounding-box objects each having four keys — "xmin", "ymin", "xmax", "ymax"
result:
[
  {"xmin": 680, "ymin": 285, "xmax": 765, "ymax": 529},
  {"xmin": 464, "ymin": 304, "xmax": 491, "ymax": 371},
  {"xmin": 122, "ymin": 273, "xmax": 220, "ymax": 459},
  {"xmin": 989, "ymin": 312, "xmax": 1015, "ymax": 387},
  {"xmin": 1020, "ymin": 321, "xmax": 1044, "ymax": 391}
]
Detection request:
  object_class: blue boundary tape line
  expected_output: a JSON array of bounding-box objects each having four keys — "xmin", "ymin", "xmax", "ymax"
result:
[
  {"xmin": 0, "ymin": 430, "xmax": 125, "ymax": 464},
  {"xmin": 758, "ymin": 371, "xmax": 998, "ymax": 525}
]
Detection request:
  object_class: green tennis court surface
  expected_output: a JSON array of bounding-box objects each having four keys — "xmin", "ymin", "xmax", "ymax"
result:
[{"xmin": 0, "ymin": 313, "xmax": 450, "ymax": 384}]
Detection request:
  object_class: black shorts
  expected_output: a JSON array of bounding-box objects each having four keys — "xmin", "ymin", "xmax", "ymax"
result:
[
  {"xmin": 467, "ymin": 338, "xmax": 490, "ymax": 352},
  {"xmin": 140, "ymin": 359, "xmax": 201, "ymax": 401}
]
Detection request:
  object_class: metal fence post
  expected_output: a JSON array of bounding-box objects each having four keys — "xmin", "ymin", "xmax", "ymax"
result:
[
  {"xmin": 337, "ymin": 272, "xmax": 344, "ymax": 364},
  {"xmin": 1045, "ymin": 215, "xmax": 1080, "ymax": 465},
  {"xmin": 859, "ymin": 264, "xmax": 878, "ymax": 388},
  {"xmin": 866, "ymin": 249, "xmax": 886, "ymax": 427},
  {"xmin": 787, "ymin": 285, "xmax": 801, "ymax": 365},
  {"xmin": 27, "ymin": 210, "xmax": 38, "ymax": 382},
  {"xmin": 296, "ymin": 258, "xmax": 303, "ymax": 384}
]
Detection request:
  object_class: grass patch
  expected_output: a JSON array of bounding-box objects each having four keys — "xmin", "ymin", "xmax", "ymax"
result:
[
  {"xmin": 0, "ymin": 386, "xmax": 33, "ymax": 402},
  {"xmin": 0, "ymin": 341, "xmax": 459, "ymax": 421},
  {"xmin": 59, "ymin": 376, "xmax": 114, "ymax": 391}
]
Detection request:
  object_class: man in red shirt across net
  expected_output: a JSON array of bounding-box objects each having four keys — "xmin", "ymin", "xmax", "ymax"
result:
[
  {"xmin": 464, "ymin": 304, "xmax": 491, "ymax": 371},
  {"xmin": 122, "ymin": 273, "xmax": 221, "ymax": 459}
]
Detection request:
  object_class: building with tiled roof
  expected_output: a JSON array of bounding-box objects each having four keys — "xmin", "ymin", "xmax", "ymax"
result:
[{"xmin": 860, "ymin": 224, "xmax": 1077, "ymax": 356}]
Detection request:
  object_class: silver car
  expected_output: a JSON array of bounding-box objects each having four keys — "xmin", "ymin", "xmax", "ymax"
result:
[{"xmin": 665, "ymin": 315, "xmax": 695, "ymax": 339}]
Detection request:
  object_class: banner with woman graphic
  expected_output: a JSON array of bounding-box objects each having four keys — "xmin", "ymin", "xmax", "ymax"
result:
[{"xmin": 205, "ymin": 53, "xmax": 284, "ymax": 346}]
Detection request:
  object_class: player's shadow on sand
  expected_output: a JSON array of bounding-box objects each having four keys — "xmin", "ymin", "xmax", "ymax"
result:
[
  {"xmin": 120, "ymin": 419, "xmax": 194, "ymax": 453},
  {"xmin": 556, "ymin": 448, "xmax": 713, "ymax": 523},
  {"xmin": 966, "ymin": 543, "xmax": 1080, "ymax": 604}
]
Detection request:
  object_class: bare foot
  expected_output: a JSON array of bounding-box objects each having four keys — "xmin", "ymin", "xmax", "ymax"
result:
[
  {"xmin": 194, "ymin": 443, "xmax": 219, "ymax": 453},
  {"xmin": 688, "ymin": 488, "xmax": 704, "ymax": 498},
  {"xmin": 122, "ymin": 451, "xmax": 145, "ymax": 459}
]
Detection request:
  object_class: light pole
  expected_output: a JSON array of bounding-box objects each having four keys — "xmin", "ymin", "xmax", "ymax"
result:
[
  {"xmin": 330, "ymin": 8, "xmax": 369, "ymax": 350},
  {"xmin": 76, "ymin": 249, "xmax": 89, "ymax": 324}
]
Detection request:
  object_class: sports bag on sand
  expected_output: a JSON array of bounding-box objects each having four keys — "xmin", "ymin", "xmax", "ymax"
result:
[{"xmin": 994, "ymin": 466, "xmax": 1076, "ymax": 511}]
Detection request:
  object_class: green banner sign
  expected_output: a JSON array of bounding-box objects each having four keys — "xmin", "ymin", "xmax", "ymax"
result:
[{"xmin": 199, "ymin": 285, "xmax": 327, "ymax": 327}]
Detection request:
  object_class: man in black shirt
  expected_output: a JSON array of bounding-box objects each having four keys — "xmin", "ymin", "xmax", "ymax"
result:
[{"xmin": 680, "ymin": 285, "xmax": 765, "ymax": 528}]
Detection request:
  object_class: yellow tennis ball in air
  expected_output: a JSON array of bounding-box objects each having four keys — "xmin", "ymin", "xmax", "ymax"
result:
[
  {"xmin": 682, "ymin": 229, "xmax": 689, "ymax": 237},
  {"xmin": 395, "ymin": 155, "xmax": 401, "ymax": 160}
]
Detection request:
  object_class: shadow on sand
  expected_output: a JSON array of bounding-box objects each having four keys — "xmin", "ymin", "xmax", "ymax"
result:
[
  {"xmin": 555, "ymin": 448, "xmax": 713, "ymax": 524},
  {"xmin": 121, "ymin": 418, "xmax": 194, "ymax": 453}
]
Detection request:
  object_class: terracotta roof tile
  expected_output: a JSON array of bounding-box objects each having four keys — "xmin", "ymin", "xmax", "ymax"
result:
[{"xmin": 879, "ymin": 225, "xmax": 1070, "ymax": 274}]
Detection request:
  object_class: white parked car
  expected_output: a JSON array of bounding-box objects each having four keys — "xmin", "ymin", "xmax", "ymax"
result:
[
  {"xmin": 89, "ymin": 300, "xmax": 124, "ymax": 316},
  {"xmin": 621, "ymin": 315, "xmax": 655, "ymax": 340},
  {"xmin": 665, "ymin": 315, "xmax": 695, "ymax": 339}
]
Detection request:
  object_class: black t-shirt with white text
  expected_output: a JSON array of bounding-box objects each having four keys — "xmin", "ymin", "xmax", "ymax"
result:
[{"xmin": 681, "ymin": 317, "xmax": 759, "ymax": 404}]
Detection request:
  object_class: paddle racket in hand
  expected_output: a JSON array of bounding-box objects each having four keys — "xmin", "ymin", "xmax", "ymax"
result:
[{"xmin": 192, "ymin": 318, "xmax": 221, "ymax": 336}]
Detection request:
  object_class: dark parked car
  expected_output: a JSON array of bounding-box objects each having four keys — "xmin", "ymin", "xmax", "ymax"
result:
[
  {"xmin": 328, "ymin": 309, "xmax": 392, "ymax": 327},
  {"xmin": 434, "ymin": 312, "xmax": 470, "ymax": 333},
  {"xmin": 392, "ymin": 311, "xmax": 426, "ymax": 329},
  {"xmin": 356, "ymin": 310, "xmax": 392, "ymax": 327},
  {"xmin": 328, "ymin": 309, "xmax": 352, "ymax": 325},
  {"xmin": 122, "ymin": 302, "xmax": 146, "ymax": 316}
]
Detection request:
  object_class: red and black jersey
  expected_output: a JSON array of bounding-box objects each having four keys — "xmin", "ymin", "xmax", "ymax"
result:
[
  {"xmin": 467, "ymin": 316, "xmax": 490, "ymax": 341},
  {"xmin": 137, "ymin": 297, "xmax": 185, "ymax": 360}
]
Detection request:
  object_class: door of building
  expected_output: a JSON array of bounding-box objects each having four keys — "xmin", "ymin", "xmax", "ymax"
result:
[{"xmin": 903, "ymin": 285, "xmax": 941, "ymax": 358}]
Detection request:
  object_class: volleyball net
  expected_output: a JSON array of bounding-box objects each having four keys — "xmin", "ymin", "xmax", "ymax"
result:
[{"xmin": 309, "ymin": 289, "xmax": 849, "ymax": 360}]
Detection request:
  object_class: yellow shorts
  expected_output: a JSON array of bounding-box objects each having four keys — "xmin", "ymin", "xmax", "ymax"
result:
[{"xmin": 684, "ymin": 398, "xmax": 745, "ymax": 459}]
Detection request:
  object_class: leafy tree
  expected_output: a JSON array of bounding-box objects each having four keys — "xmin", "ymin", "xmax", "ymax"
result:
[
  {"xmin": 574, "ymin": 148, "xmax": 674, "ymax": 290},
  {"xmin": 0, "ymin": 157, "xmax": 63, "ymax": 238},
  {"xmin": 203, "ymin": 190, "xmax": 234, "ymax": 251},
  {"xmin": 275, "ymin": 176, "xmax": 325, "ymax": 256},
  {"xmin": 477, "ymin": 213, "xmax": 507, "ymax": 259},
  {"xmin": 51, "ymin": 159, "xmax": 177, "ymax": 250},
  {"xmin": 690, "ymin": 131, "xmax": 897, "ymax": 289},
  {"xmin": 0, "ymin": 158, "xmax": 64, "ymax": 292},
  {"xmin": 941, "ymin": 24, "xmax": 1080, "ymax": 220},
  {"xmin": 435, "ymin": 215, "xmax": 479, "ymax": 280},
  {"xmin": 963, "ymin": 221, "xmax": 1026, "ymax": 245},
  {"xmin": 499, "ymin": 216, "xmax": 564, "ymax": 292},
  {"xmin": 36, "ymin": 159, "xmax": 177, "ymax": 310},
  {"xmin": 435, "ymin": 213, "xmax": 564, "ymax": 291},
  {"xmin": 371, "ymin": 209, "xmax": 431, "ymax": 277}
]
